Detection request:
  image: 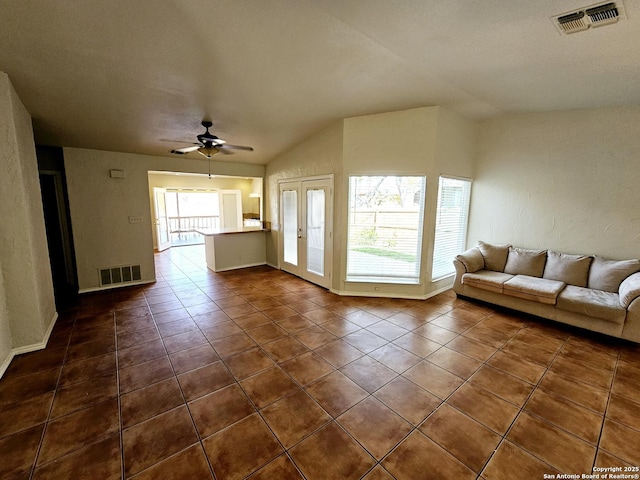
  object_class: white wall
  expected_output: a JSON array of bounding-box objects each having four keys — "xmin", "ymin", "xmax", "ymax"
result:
[
  {"xmin": 64, "ymin": 148, "xmax": 264, "ymax": 292},
  {"xmin": 0, "ymin": 72, "xmax": 57, "ymax": 376},
  {"xmin": 469, "ymin": 106, "xmax": 640, "ymax": 259}
]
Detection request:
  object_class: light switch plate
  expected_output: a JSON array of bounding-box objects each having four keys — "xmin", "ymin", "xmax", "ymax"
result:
[{"xmin": 128, "ymin": 216, "xmax": 143, "ymax": 224}]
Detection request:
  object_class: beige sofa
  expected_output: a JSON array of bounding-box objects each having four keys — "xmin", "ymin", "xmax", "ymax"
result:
[{"xmin": 453, "ymin": 241, "xmax": 640, "ymax": 343}]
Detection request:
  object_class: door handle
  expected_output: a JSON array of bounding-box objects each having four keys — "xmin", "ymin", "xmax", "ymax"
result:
[{"xmin": 298, "ymin": 228, "xmax": 302, "ymax": 239}]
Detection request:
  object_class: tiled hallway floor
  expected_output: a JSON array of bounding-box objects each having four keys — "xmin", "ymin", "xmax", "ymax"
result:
[{"xmin": 1, "ymin": 245, "xmax": 640, "ymax": 479}]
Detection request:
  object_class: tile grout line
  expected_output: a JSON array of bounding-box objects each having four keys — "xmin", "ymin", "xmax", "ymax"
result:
[
  {"xmin": 590, "ymin": 347, "xmax": 621, "ymax": 472},
  {"xmin": 474, "ymin": 327, "xmax": 565, "ymax": 478},
  {"xmin": 152, "ymin": 272, "xmax": 218, "ymax": 480},
  {"xmin": 27, "ymin": 308, "xmax": 78, "ymax": 480}
]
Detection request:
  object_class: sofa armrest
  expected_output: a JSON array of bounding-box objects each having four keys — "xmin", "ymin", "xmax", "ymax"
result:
[
  {"xmin": 619, "ymin": 272, "xmax": 640, "ymax": 308},
  {"xmin": 455, "ymin": 248, "xmax": 485, "ymax": 273}
]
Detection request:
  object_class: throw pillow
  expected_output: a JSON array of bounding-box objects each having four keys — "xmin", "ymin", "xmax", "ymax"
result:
[
  {"xmin": 477, "ymin": 241, "xmax": 511, "ymax": 272},
  {"xmin": 588, "ymin": 256, "xmax": 640, "ymax": 293},
  {"xmin": 504, "ymin": 247, "xmax": 547, "ymax": 277},
  {"xmin": 456, "ymin": 248, "xmax": 485, "ymax": 273},
  {"xmin": 543, "ymin": 250, "xmax": 593, "ymax": 287}
]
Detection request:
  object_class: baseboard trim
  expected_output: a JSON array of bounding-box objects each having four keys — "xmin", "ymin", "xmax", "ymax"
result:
[
  {"xmin": 78, "ymin": 279, "xmax": 155, "ymax": 294},
  {"xmin": 0, "ymin": 351, "xmax": 15, "ymax": 379},
  {"xmin": 329, "ymin": 284, "xmax": 452, "ymax": 300},
  {"xmin": 212, "ymin": 262, "xmax": 267, "ymax": 273},
  {"xmin": 0, "ymin": 311, "xmax": 59, "ymax": 379}
]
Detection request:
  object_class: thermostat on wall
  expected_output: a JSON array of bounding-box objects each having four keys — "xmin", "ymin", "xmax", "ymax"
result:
[{"xmin": 110, "ymin": 169, "xmax": 125, "ymax": 178}]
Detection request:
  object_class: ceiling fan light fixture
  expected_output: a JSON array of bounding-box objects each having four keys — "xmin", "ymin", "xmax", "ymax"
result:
[{"xmin": 197, "ymin": 145, "xmax": 220, "ymax": 158}]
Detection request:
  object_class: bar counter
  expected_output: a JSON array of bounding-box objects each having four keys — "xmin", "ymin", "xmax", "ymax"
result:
[{"xmin": 197, "ymin": 227, "xmax": 269, "ymax": 272}]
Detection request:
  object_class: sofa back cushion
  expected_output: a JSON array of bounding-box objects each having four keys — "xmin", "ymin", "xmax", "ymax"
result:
[
  {"xmin": 587, "ymin": 256, "xmax": 640, "ymax": 293},
  {"xmin": 543, "ymin": 250, "xmax": 593, "ymax": 287},
  {"xmin": 504, "ymin": 247, "xmax": 547, "ymax": 277},
  {"xmin": 477, "ymin": 241, "xmax": 511, "ymax": 272}
]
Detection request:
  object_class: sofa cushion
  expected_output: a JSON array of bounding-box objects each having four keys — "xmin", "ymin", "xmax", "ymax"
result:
[
  {"xmin": 619, "ymin": 272, "xmax": 640, "ymax": 308},
  {"xmin": 503, "ymin": 275, "xmax": 565, "ymax": 305},
  {"xmin": 557, "ymin": 285, "xmax": 626, "ymax": 325},
  {"xmin": 543, "ymin": 250, "xmax": 593, "ymax": 287},
  {"xmin": 587, "ymin": 256, "xmax": 640, "ymax": 293},
  {"xmin": 477, "ymin": 241, "xmax": 511, "ymax": 272},
  {"xmin": 462, "ymin": 271, "xmax": 514, "ymax": 294},
  {"xmin": 456, "ymin": 248, "xmax": 485, "ymax": 273},
  {"xmin": 504, "ymin": 247, "xmax": 547, "ymax": 277}
]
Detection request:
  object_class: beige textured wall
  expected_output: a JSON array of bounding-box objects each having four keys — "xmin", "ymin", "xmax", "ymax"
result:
[
  {"xmin": 0, "ymin": 75, "xmax": 15, "ymax": 370},
  {"xmin": 0, "ymin": 72, "xmax": 56, "ymax": 374},
  {"xmin": 470, "ymin": 106, "xmax": 640, "ymax": 259},
  {"xmin": 64, "ymin": 148, "xmax": 264, "ymax": 291},
  {"xmin": 0, "ymin": 259, "xmax": 11, "ymax": 374}
]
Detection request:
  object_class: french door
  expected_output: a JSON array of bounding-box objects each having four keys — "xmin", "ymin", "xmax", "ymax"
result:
[
  {"xmin": 279, "ymin": 176, "xmax": 333, "ymax": 288},
  {"xmin": 153, "ymin": 187, "xmax": 171, "ymax": 251}
]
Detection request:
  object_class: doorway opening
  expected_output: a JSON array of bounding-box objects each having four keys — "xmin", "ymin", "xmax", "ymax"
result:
[
  {"xmin": 148, "ymin": 172, "xmax": 263, "ymax": 251},
  {"xmin": 37, "ymin": 146, "xmax": 78, "ymax": 309}
]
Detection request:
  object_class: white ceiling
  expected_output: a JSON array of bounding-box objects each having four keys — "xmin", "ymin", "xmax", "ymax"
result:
[{"xmin": 1, "ymin": 0, "xmax": 639, "ymax": 165}]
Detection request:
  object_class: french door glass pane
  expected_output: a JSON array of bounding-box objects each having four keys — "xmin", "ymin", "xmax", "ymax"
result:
[
  {"xmin": 156, "ymin": 191, "xmax": 169, "ymax": 244},
  {"xmin": 306, "ymin": 188, "xmax": 325, "ymax": 276},
  {"xmin": 283, "ymin": 189, "xmax": 298, "ymax": 266}
]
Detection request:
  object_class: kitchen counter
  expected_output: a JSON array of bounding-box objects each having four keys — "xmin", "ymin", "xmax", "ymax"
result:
[
  {"xmin": 197, "ymin": 226, "xmax": 270, "ymax": 236},
  {"xmin": 196, "ymin": 227, "xmax": 268, "ymax": 272}
]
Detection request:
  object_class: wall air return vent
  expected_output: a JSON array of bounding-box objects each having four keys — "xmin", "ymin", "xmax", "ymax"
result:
[
  {"xmin": 99, "ymin": 265, "xmax": 142, "ymax": 286},
  {"xmin": 552, "ymin": 1, "xmax": 625, "ymax": 35}
]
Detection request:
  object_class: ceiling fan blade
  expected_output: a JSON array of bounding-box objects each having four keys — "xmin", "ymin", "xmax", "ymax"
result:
[
  {"xmin": 170, "ymin": 145, "xmax": 201, "ymax": 154},
  {"xmin": 219, "ymin": 144, "xmax": 254, "ymax": 152}
]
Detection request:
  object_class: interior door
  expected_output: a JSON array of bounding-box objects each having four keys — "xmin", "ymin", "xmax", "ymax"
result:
[
  {"xmin": 154, "ymin": 187, "xmax": 171, "ymax": 251},
  {"xmin": 219, "ymin": 190, "xmax": 243, "ymax": 230},
  {"xmin": 279, "ymin": 177, "xmax": 333, "ymax": 288}
]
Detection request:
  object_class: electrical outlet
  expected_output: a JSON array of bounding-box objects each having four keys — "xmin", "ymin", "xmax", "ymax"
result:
[{"xmin": 128, "ymin": 216, "xmax": 143, "ymax": 224}]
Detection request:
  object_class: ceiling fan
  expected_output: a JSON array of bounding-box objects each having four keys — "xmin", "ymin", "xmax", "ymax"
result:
[{"xmin": 169, "ymin": 121, "xmax": 254, "ymax": 159}]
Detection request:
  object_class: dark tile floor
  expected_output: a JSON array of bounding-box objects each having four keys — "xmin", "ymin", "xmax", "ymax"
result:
[{"xmin": 1, "ymin": 245, "xmax": 640, "ymax": 479}]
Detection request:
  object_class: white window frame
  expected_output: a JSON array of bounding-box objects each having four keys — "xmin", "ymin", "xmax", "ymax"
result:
[
  {"xmin": 431, "ymin": 175, "xmax": 472, "ymax": 281},
  {"xmin": 346, "ymin": 175, "xmax": 427, "ymax": 285}
]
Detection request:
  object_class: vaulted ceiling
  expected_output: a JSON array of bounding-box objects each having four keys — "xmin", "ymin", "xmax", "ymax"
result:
[{"xmin": 1, "ymin": 0, "xmax": 639, "ymax": 165}]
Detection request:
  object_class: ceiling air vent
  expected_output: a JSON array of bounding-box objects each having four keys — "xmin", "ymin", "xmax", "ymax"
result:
[
  {"xmin": 586, "ymin": 3, "xmax": 620, "ymax": 26},
  {"xmin": 552, "ymin": 1, "xmax": 625, "ymax": 35},
  {"xmin": 558, "ymin": 11, "xmax": 589, "ymax": 34}
]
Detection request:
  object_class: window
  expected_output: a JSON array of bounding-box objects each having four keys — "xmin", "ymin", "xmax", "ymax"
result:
[
  {"xmin": 165, "ymin": 189, "xmax": 221, "ymax": 232},
  {"xmin": 346, "ymin": 175, "xmax": 426, "ymax": 284},
  {"xmin": 431, "ymin": 176, "xmax": 472, "ymax": 280}
]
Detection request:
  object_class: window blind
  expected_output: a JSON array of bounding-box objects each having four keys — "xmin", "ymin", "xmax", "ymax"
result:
[{"xmin": 431, "ymin": 176, "xmax": 472, "ymax": 280}]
